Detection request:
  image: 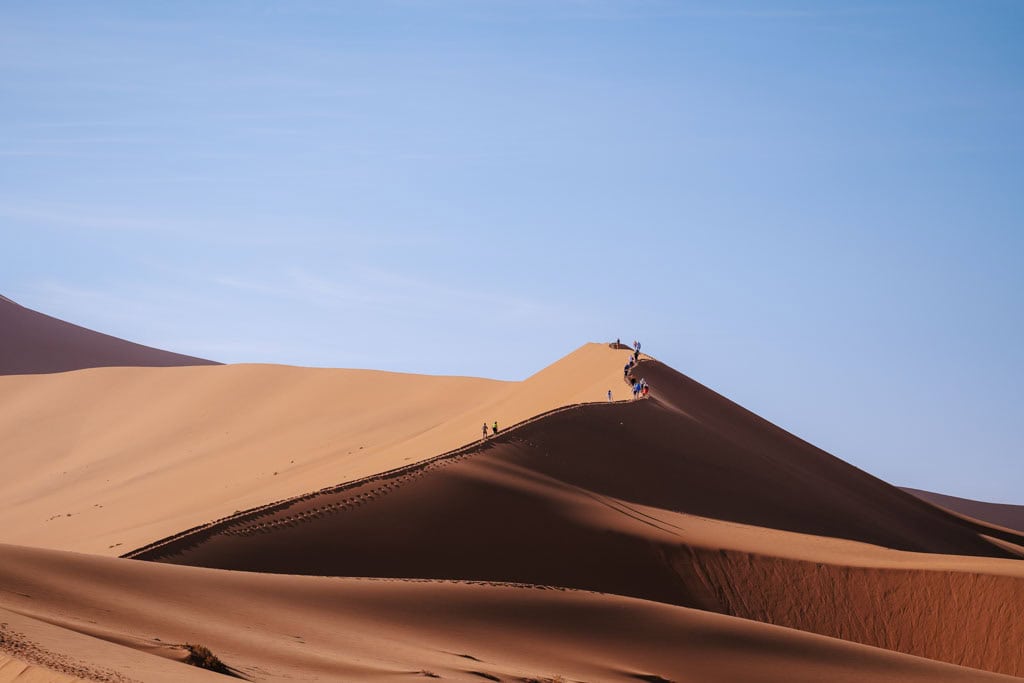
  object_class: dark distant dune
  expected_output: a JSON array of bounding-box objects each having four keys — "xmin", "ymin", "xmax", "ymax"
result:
[
  {"xmin": 0, "ymin": 296, "xmax": 218, "ymax": 375},
  {"xmin": 902, "ymin": 487, "xmax": 1024, "ymax": 534}
]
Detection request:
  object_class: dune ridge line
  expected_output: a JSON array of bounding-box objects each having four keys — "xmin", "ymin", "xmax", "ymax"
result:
[{"xmin": 124, "ymin": 398, "xmax": 628, "ymax": 560}]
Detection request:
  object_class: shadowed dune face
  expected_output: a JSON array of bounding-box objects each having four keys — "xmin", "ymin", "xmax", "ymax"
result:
[
  {"xmin": 677, "ymin": 546, "xmax": 1024, "ymax": 678},
  {"xmin": 0, "ymin": 297, "xmax": 217, "ymax": 375},
  {"xmin": 632, "ymin": 361, "xmax": 1024, "ymax": 552},
  {"xmin": 131, "ymin": 360, "xmax": 1024, "ymax": 677}
]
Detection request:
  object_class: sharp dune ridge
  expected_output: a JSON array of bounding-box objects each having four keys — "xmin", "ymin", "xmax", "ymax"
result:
[
  {"xmin": 122, "ymin": 399, "xmax": 610, "ymax": 562},
  {"xmin": 1, "ymin": 306, "xmax": 1021, "ymax": 681}
]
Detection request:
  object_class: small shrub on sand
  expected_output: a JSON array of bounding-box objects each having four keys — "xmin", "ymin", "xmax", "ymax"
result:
[{"xmin": 184, "ymin": 643, "xmax": 236, "ymax": 676}]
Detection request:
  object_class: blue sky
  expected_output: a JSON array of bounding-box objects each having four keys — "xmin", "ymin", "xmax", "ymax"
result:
[{"xmin": 3, "ymin": 1, "xmax": 1021, "ymax": 503}]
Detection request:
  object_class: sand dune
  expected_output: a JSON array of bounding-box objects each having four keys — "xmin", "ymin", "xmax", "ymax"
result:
[
  {"xmin": 127, "ymin": 359, "xmax": 1024, "ymax": 676},
  {"xmin": 0, "ymin": 343, "xmax": 628, "ymax": 554},
  {"xmin": 0, "ymin": 296, "xmax": 217, "ymax": 375},
  {"xmin": 134, "ymin": 360, "xmax": 1024, "ymax": 571},
  {"xmin": 3, "ymin": 319, "xmax": 1022, "ymax": 681},
  {"xmin": 0, "ymin": 543, "xmax": 1018, "ymax": 683},
  {"xmin": 903, "ymin": 487, "xmax": 1024, "ymax": 534}
]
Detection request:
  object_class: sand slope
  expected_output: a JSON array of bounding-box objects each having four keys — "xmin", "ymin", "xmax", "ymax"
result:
[
  {"xmin": 0, "ymin": 343, "xmax": 629, "ymax": 554},
  {"xmin": 0, "ymin": 543, "xmax": 1018, "ymax": 683},
  {"xmin": 0, "ymin": 655, "xmax": 88, "ymax": 683},
  {"xmin": 0, "ymin": 297, "xmax": 217, "ymax": 375}
]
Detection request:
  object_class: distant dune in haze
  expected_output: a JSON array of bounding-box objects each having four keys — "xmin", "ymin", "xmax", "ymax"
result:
[
  {"xmin": 0, "ymin": 295, "xmax": 217, "ymax": 375},
  {"xmin": 903, "ymin": 487, "xmax": 1024, "ymax": 534}
]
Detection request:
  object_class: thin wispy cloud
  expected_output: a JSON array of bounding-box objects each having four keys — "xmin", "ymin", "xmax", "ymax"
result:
[
  {"xmin": 14, "ymin": 120, "xmax": 157, "ymax": 130},
  {"xmin": 2, "ymin": 136, "xmax": 152, "ymax": 146},
  {"xmin": 0, "ymin": 201, "xmax": 287, "ymax": 246},
  {"xmin": 22, "ymin": 281, "xmax": 159, "ymax": 335},
  {"xmin": 213, "ymin": 267, "xmax": 558, "ymax": 322},
  {"xmin": 0, "ymin": 150, "xmax": 72, "ymax": 158},
  {"xmin": 0, "ymin": 202, "xmax": 205, "ymax": 235}
]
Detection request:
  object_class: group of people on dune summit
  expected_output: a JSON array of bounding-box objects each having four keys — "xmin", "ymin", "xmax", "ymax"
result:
[
  {"xmin": 631, "ymin": 377, "xmax": 650, "ymax": 399},
  {"xmin": 621, "ymin": 339, "xmax": 649, "ymax": 400},
  {"xmin": 623, "ymin": 340, "xmax": 642, "ymax": 377},
  {"xmin": 484, "ymin": 339, "xmax": 650, "ymax": 442}
]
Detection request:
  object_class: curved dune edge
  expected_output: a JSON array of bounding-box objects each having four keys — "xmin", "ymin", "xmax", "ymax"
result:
[
  {"xmin": 0, "ymin": 654, "xmax": 88, "ymax": 683},
  {"xmin": 0, "ymin": 544, "xmax": 1019, "ymax": 683},
  {"xmin": 0, "ymin": 343, "xmax": 630, "ymax": 554}
]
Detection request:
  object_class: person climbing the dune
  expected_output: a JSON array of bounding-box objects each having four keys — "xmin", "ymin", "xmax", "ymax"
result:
[
  {"xmin": 492, "ymin": 420, "xmax": 499, "ymax": 435},
  {"xmin": 481, "ymin": 423, "xmax": 488, "ymax": 440}
]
